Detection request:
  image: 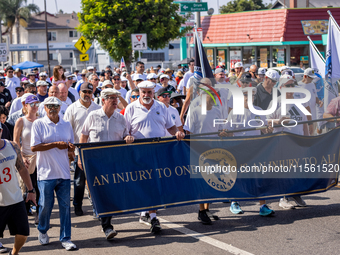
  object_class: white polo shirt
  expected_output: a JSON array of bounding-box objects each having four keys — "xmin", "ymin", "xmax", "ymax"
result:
[
  {"xmin": 9, "ymin": 97, "xmax": 23, "ymax": 115},
  {"xmin": 64, "ymin": 100, "xmax": 100, "ymax": 154},
  {"xmin": 165, "ymin": 105, "xmax": 182, "ymax": 136},
  {"xmin": 82, "ymin": 108, "xmax": 128, "ymax": 142},
  {"xmin": 5, "ymin": 76, "xmax": 20, "ymax": 99},
  {"xmin": 69, "ymin": 87, "xmax": 80, "ymax": 101},
  {"xmin": 124, "ymin": 99, "xmax": 175, "ymax": 139},
  {"xmin": 31, "ymin": 115, "xmax": 74, "ymax": 181},
  {"xmin": 38, "ymin": 101, "xmax": 69, "ymax": 118}
]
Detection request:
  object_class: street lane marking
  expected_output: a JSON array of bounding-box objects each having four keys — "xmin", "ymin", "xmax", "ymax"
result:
[{"xmin": 158, "ymin": 217, "xmax": 254, "ymax": 255}]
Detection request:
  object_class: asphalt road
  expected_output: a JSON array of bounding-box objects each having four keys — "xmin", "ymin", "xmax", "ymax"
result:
[{"xmin": 2, "ymin": 185, "xmax": 340, "ymax": 255}]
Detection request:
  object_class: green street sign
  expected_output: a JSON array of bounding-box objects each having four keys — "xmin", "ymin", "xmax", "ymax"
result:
[{"xmin": 180, "ymin": 2, "xmax": 208, "ymax": 12}]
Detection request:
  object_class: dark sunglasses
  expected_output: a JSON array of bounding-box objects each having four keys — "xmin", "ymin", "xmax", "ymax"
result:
[
  {"xmin": 82, "ymin": 90, "xmax": 93, "ymax": 94},
  {"xmin": 67, "ymin": 77, "xmax": 73, "ymax": 80},
  {"xmin": 7, "ymin": 71, "xmax": 13, "ymax": 74},
  {"xmin": 150, "ymin": 78, "xmax": 156, "ymax": 81},
  {"xmin": 16, "ymin": 89, "xmax": 24, "ymax": 92},
  {"xmin": 284, "ymin": 84, "xmax": 295, "ymax": 88},
  {"xmin": 161, "ymin": 94, "xmax": 171, "ymax": 98},
  {"xmin": 113, "ymin": 78, "xmax": 120, "ymax": 81},
  {"xmin": 29, "ymin": 90, "xmax": 37, "ymax": 94},
  {"xmin": 94, "ymin": 79, "xmax": 100, "ymax": 81},
  {"xmin": 131, "ymin": 95, "xmax": 140, "ymax": 99},
  {"xmin": 81, "ymin": 74, "xmax": 85, "ymax": 76},
  {"xmin": 45, "ymin": 104, "xmax": 59, "ymax": 109}
]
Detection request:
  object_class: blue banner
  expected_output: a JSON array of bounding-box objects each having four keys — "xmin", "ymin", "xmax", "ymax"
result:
[{"xmin": 78, "ymin": 128, "xmax": 340, "ymax": 218}]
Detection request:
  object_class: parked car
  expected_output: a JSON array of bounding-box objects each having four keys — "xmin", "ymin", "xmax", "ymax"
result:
[{"xmin": 268, "ymin": 66, "xmax": 305, "ymax": 83}]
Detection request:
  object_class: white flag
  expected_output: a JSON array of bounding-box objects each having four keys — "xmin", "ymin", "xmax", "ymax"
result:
[
  {"xmin": 310, "ymin": 40, "xmax": 325, "ymax": 77},
  {"xmin": 324, "ymin": 14, "xmax": 340, "ymax": 111}
]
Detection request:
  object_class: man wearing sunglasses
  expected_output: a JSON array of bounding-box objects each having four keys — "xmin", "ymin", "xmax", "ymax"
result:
[
  {"xmin": 159, "ymin": 74, "xmax": 176, "ymax": 93},
  {"xmin": 38, "ymin": 86, "xmax": 68, "ymax": 118},
  {"xmin": 5, "ymin": 66, "xmax": 20, "ymax": 99},
  {"xmin": 36, "ymin": 80, "xmax": 49, "ymax": 103},
  {"xmin": 124, "ymin": 81, "xmax": 185, "ymax": 234},
  {"xmin": 253, "ymin": 70, "xmax": 280, "ymax": 111},
  {"xmin": 112, "ymin": 73, "xmax": 127, "ymax": 99},
  {"xmin": 64, "ymin": 82, "xmax": 100, "ymax": 217},
  {"xmin": 120, "ymin": 88, "xmax": 139, "ymax": 115},
  {"xmin": 78, "ymin": 88, "xmax": 134, "ymax": 240},
  {"xmin": 156, "ymin": 87, "xmax": 183, "ymax": 136},
  {"xmin": 31, "ymin": 96, "xmax": 77, "ymax": 251},
  {"xmin": 39, "ymin": 72, "xmax": 52, "ymax": 86}
]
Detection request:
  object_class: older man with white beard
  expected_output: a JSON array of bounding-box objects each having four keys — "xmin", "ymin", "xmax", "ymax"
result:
[{"xmin": 124, "ymin": 81, "xmax": 185, "ymax": 233}]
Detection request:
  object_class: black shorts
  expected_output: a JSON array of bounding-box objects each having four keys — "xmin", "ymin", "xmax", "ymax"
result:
[{"xmin": 0, "ymin": 201, "xmax": 29, "ymax": 237}]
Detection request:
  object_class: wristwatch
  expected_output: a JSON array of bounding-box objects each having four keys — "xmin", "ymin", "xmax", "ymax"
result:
[{"xmin": 27, "ymin": 188, "xmax": 35, "ymax": 193}]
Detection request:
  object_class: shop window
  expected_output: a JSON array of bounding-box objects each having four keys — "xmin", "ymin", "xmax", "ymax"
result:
[
  {"xmin": 243, "ymin": 46, "xmax": 256, "ymax": 66},
  {"xmin": 290, "ymin": 46, "xmax": 308, "ymax": 67}
]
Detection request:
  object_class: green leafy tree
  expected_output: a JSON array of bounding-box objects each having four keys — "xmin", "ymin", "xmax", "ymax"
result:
[
  {"xmin": 78, "ymin": 0, "xmax": 190, "ymax": 70},
  {"xmin": 219, "ymin": 0, "xmax": 270, "ymax": 14}
]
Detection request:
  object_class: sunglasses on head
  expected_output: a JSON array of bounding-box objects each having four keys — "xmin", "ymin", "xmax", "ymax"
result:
[
  {"xmin": 161, "ymin": 94, "xmax": 171, "ymax": 98},
  {"xmin": 131, "ymin": 95, "xmax": 140, "ymax": 99},
  {"xmin": 45, "ymin": 104, "xmax": 59, "ymax": 109}
]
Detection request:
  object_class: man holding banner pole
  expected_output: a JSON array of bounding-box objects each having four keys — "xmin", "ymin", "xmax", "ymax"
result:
[
  {"xmin": 124, "ymin": 80, "xmax": 185, "ymax": 233},
  {"xmin": 78, "ymin": 88, "xmax": 134, "ymax": 240}
]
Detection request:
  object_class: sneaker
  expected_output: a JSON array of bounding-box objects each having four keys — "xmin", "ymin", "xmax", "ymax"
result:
[
  {"xmin": 259, "ymin": 204, "xmax": 275, "ymax": 216},
  {"xmin": 61, "ymin": 240, "xmax": 77, "ymax": 251},
  {"xmin": 139, "ymin": 213, "xmax": 151, "ymax": 225},
  {"xmin": 198, "ymin": 210, "xmax": 212, "ymax": 225},
  {"xmin": 206, "ymin": 209, "xmax": 219, "ymax": 220},
  {"xmin": 230, "ymin": 202, "xmax": 244, "ymax": 214},
  {"xmin": 104, "ymin": 229, "xmax": 117, "ymax": 240},
  {"xmin": 0, "ymin": 243, "xmax": 8, "ymax": 253},
  {"xmin": 279, "ymin": 197, "xmax": 295, "ymax": 209},
  {"xmin": 150, "ymin": 218, "xmax": 162, "ymax": 233},
  {"xmin": 74, "ymin": 207, "xmax": 84, "ymax": 216},
  {"xmin": 289, "ymin": 196, "xmax": 307, "ymax": 207},
  {"xmin": 38, "ymin": 231, "xmax": 49, "ymax": 245}
]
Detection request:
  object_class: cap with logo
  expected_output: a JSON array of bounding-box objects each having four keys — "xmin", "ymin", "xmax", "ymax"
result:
[
  {"xmin": 25, "ymin": 95, "xmax": 39, "ymax": 104},
  {"xmin": 137, "ymin": 81, "xmax": 156, "ymax": 89},
  {"xmin": 304, "ymin": 68, "xmax": 317, "ymax": 79},
  {"xmin": 36, "ymin": 80, "xmax": 49, "ymax": 87},
  {"xmin": 279, "ymin": 74, "xmax": 295, "ymax": 87},
  {"xmin": 258, "ymin": 68, "xmax": 266, "ymax": 75},
  {"xmin": 265, "ymin": 70, "xmax": 280, "ymax": 82},
  {"xmin": 156, "ymin": 87, "xmax": 173, "ymax": 97},
  {"xmin": 43, "ymin": 96, "xmax": 62, "ymax": 106},
  {"xmin": 112, "ymin": 72, "xmax": 120, "ymax": 78},
  {"xmin": 100, "ymin": 88, "xmax": 121, "ymax": 98},
  {"xmin": 215, "ymin": 68, "xmax": 225, "ymax": 74},
  {"xmin": 234, "ymin": 62, "xmax": 243, "ymax": 68},
  {"xmin": 20, "ymin": 93, "xmax": 33, "ymax": 103},
  {"xmin": 80, "ymin": 82, "xmax": 94, "ymax": 91}
]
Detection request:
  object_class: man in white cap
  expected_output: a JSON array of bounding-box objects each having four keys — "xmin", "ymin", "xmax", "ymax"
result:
[
  {"xmin": 253, "ymin": 70, "xmax": 280, "ymax": 110},
  {"xmin": 132, "ymin": 73, "xmax": 145, "ymax": 87},
  {"xmin": 124, "ymin": 81, "xmax": 185, "ymax": 233},
  {"xmin": 257, "ymin": 68, "xmax": 266, "ymax": 83},
  {"xmin": 64, "ymin": 82, "xmax": 100, "ymax": 217},
  {"xmin": 159, "ymin": 74, "xmax": 176, "ymax": 92},
  {"xmin": 36, "ymin": 80, "xmax": 49, "ymax": 102},
  {"xmin": 65, "ymin": 72, "xmax": 79, "ymax": 102},
  {"xmin": 78, "ymin": 88, "xmax": 134, "ymax": 240},
  {"xmin": 298, "ymin": 68, "xmax": 323, "ymax": 135},
  {"xmin": 31, "ymin": 96, "xmax": 77, "ymax": 251},
  {"xmin": 39, "ymin": 72, "xmax": 52, "ymax": 86},
  {"xmin": 87, "ymin": 66, "xmax": 95, "ymax": 74},
  {"xmin": 215, "ymin": 68, "xmax": 230, "ymax": 85},
  {"xmin": 234, "ymin": 62, "xmax": 244, "ymax": 79},
  {"xmin": 38, "ymin": 86, "xmax": 68, "ymax": 117}
]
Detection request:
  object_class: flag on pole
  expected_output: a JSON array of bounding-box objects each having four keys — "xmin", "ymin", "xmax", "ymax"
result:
[
  {"xmin": 193, "ymin": 31, "xmax": 214, "ymax": 81},
  {"xmin": 120, "ymin": 57, "xmax": 126, "ymax": 69},
  {"xmin": 324, "ymin": 11, "xmax": 340, "ymax": 112},
  {"xmin": 309, "ymin": 37, "xmax": 325, "ymax": 77}
]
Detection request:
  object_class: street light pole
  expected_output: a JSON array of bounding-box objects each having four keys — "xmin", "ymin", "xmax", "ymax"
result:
[
  {"xmin": 44, "ymin": 0, "xmax": 50, "ymax": 75},
  {"xmin": 196, "ymin": 0, "xmax": 201, "ymax": 28}
]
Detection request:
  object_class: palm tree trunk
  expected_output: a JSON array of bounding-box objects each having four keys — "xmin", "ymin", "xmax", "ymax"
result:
[{"xmin": 9, "ymin": 29, "xmax": 13, "ymax": 66}]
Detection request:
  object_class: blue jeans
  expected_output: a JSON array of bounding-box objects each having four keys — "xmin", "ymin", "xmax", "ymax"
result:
[{"xmin": 37, "ymin": 179, "xmax": 71, "ymax": 242}]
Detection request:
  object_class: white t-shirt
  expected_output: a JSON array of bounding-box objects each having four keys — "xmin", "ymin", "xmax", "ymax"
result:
[
  {"xmin": 185, "ymin": 105, "xmax": 225, "ymax": 135},
  {"xmin": 38, "ymin": 101, "xmax": 69, "ymax": 118},
  {"xmin": 82, "ymin": 108, "xmax": 128, "ymax": 143},
  {"xmin": 117, "ymin": 88, "xmax": 127, "ymax": 100},
  {"xmin": 267, "ymin": 94, "xmax": 308, "ymax": 135},
  {"xmin": 124, "ymin": 99, "xmax": 175, "ymax": 139},
  {"xmin": 31, "ymin": 116, "xmax": 74, "ymax": 181},
  {"xmin": 177, "ymin": 79, "xmax": 185, "ymax": 94},
  {"xmin": 183, "ymin": 71, "xmax": 194, "ymax": 89},
  {"xmin": 298, "ymin": 81, "xmax": 317, "ymax": 120},
  {"xmin": 64, "ymin": 100, "xmax": 101, "ymax": 154},
  {"xmin": 165, "ymin": 105, "xmax": 182, "ymax": 136},
  {"xmin": 69, "ymin": 87, "xmax": 80, "ymax": 101},
  {"xmin": 5, "ymin": 76, "xmax": 20, "ymax": 99},
  {"xmin": 0, "ymin": 140, "xmax": 23, "ymax": 206},
  {"xmin": 227, "ymin": 106, "xmax": 267, "ymax": 136},
  {"xmin": 9, "ymin": 97, "xmax": 22, "ymax": 115}
]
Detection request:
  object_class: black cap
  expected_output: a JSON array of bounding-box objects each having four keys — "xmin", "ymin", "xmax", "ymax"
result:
[
  {"xmin": 33, "ymin": 67, "xmax": 38, "ymax": 71},
  {"xmin": 0, "ymin": 82, "xmax": 5, "ymax": 87},
  {"xmin": 156, "ymin": 87, "xmax": 173, "ymax": 97},
  {"xmin": 240, "ymin": 72, "xmax": 252, "ymax": 83}
]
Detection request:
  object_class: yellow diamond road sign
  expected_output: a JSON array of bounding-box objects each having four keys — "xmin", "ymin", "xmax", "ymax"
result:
[
  {"xmin": 74, "ymin": 36, "xmax": 91, "ymax": 54},
  {"xmin": 80, "ymin": 54, "xmax": 89, "ymax": 62}
]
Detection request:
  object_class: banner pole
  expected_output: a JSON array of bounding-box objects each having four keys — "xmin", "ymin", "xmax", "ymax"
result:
[
  {"xmin": 328, "ymin": 11, "xmax": 340, "ymax": 33},
  {"xmin": 307, "ymin": 36, "xmax": 326, "ymax": 62}
]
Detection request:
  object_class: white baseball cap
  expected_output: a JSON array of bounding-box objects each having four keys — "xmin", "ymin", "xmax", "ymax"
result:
[
  {"xmin": 137, "ymin": 81, "xmax": 156, "ymax": 89},
  {"xmin": 36, "ymin": 80, "xmax": 49, "ymax": 87},
  {"xmin": 120, "ymin": 77, "xmax": 128, "ymax": 82},
  {"xmin": 147, "ymin": 73, "xmax": 158, "ymax": 80},
  {"xmin": 43, "ymin": 96, "xmax": 62, "ymax": 106},
  {"xmin": 100, "ymin": 88, "xmax": 120, "ymax": 98},
  {"xmin": 279, "ymin": 74, "xmax": 294, "ymax": 87},
  {"xmin": 64, "ymin": 72, "xmax": 73, "ymax": 78},
  {"xmin": 87, "ymin": 66, "xmax": 94, "ymax": 71},
  {"xmin": 281, "ymin": 66, "xmax": 290, "ymax": 71},
  {"xmin": 258, "ymin": 68, "xmax": 266, "ymax": 75},
  {"xmin": 39, "ymin": 72, "xmax": 47, "ymax": 77},
  {"xmin": 160, "ymin": 74, "xmax": 170, "ymax": 79},
  {"xmin": 133, "ymin": 74, "xmax": 145, "ymax": 81},
  {"xmin": 265, "ymin": 70, "xmax": 280, "ymax": 82},
  {"xmin": 21, "ymin": 93, "xmax": 34, "ymax": 103},
  {"xmin": 234, "ymin": 62, "xmax": 243, "ymax": 68},
  {"xmin": 304, "ymin": 68, "xmax": 317, "ymax": 78},
  {"xmin": 102, "ymin": 80, "xmax": 113, "ymax": 87}
]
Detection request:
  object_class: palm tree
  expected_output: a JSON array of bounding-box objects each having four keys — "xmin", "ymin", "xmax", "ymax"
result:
[{"xmin": 0, "ymin": 0, "xmax": 39, "ymax": 62}]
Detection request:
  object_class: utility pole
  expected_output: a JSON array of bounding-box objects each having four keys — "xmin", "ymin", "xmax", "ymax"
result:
[
  {"xmin": 44, "ymin": 0, "xmax": 50, "ymax": 75},
  {"xmin": 195, "ymin": 0, "xmax": 201, "ymax": 27}
]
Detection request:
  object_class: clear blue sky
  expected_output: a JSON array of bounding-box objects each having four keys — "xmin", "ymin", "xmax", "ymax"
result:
[{"xmin": 30, "ymin": 0, "xmax": 273, "ymax": 15}]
